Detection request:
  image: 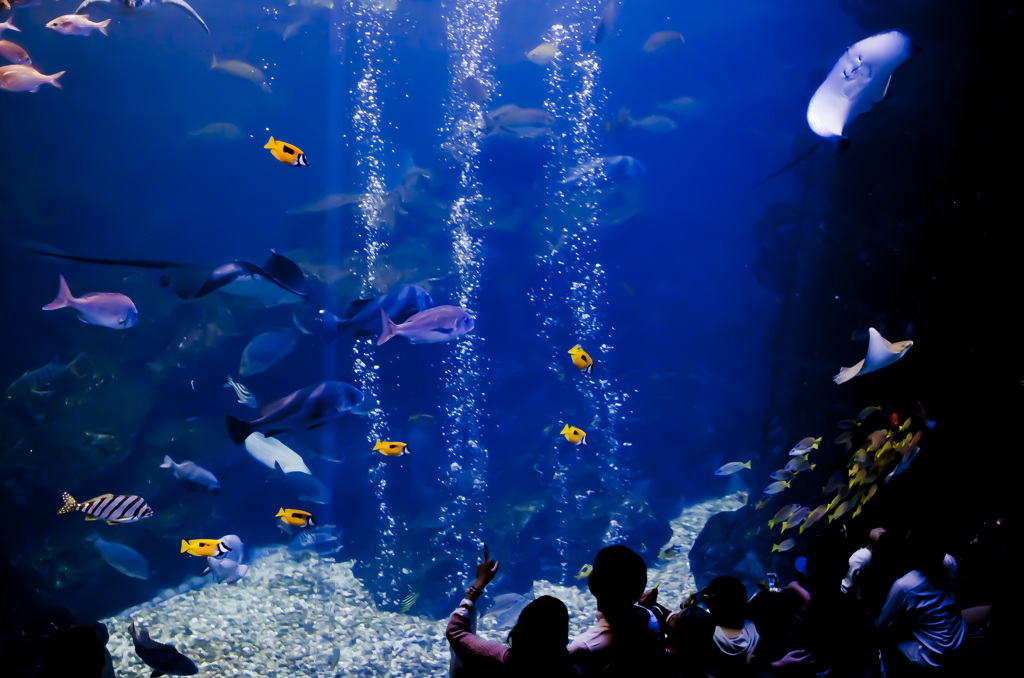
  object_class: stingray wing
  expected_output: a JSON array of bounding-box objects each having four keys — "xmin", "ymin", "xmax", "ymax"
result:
[{"xmin": 162, "ymin": 0, "xmax": 210, "ymax": 33}]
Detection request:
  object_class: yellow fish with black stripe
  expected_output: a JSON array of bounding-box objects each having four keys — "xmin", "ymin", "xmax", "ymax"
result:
[
  {"xmin": 277, "ymin": 508, "xmax": 317, "ymax": 528},
  {"xmin": 58, "ymin": 491, "xmax": 153, "ymax": 524},
  {"xmin": 560, "ymin": 424, "xmax": 587, "ymax": 446},
  {"xmin": 181, "ymin": 538, "xmax": 232, "ymax": 558},
  {"xmin": 374, "ymin": 439, "xmax": 410, "ymax": 456},
  {"xmin": 568, "ymin": 344, "xmax": 594, "ymax": 374},
  {"xmin": 264, "ymin": 136, "xmax": 309, "ymax": 167}
]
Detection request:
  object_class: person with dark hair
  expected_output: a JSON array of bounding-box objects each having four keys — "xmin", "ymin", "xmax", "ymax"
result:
[
  {"xmin": 700, "ymin": 576, "xmax": 761, "ymax": 677},
  {"xmin": 446, "ymin": 545, "xmax": 577, "ymax": 678},
  {"xmin": 875, "ymin": 529, "xmax": 965, "ymax": 676},
  {"xmin": 569, "ymin": 544, "xmax": 664, "ymax": 676}
]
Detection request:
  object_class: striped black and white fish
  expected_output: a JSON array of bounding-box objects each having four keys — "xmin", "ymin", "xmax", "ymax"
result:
[
  {"xmin": 224, "ymin": 375, "xmax": 258, "ymax": 408},
  {"xmin": 399, "ymin": 591, "xmax": 419, "ymax": 614},
  {"xmin": 58, "ymin": 491, "xmax": 153, "ymax": 524}
]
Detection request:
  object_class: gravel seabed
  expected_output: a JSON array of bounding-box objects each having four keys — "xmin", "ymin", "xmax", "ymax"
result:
[{"xmin": 101, "ymin": 492, "xmax": 745, "ymax": 677}]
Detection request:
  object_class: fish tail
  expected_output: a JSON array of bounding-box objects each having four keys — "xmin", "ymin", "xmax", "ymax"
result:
[
  {"xmin": 373, "ymin": 439, "xmax": 382, "ymax": 451},
  {"xmin": 4, "ymin": 20, "xmax": 19, "ymax": 33},
  {"xmin": 569, "ymin": 344, "xmax": 580, "ymax": 354},
  {"xmin": 264, "ymin": 136, "xmax": 275, "ymax": 149},
  {"xmin": 49, "ymin": 71, "xmax": 65, "ymax": 89},
  {"xmin": 42, "ymin": 274, "xmax": 73, "ymax": 310},
  {"xmin": 210, "ymin": 54, "xmax": 218, "ymax": 70},
  {"xmin": 772, "ymin": 545, "xmax": 779, "ymax": 553},
  {"xmin": 160, "ymin": 455, "xmax": 173, "ymax": 468},
  {"xmin": 98, "ymin": 19, "xmax": 110, "ymax": 36},
  {"xmin": 560, "ymin": 424, "xmax": 569, "ymax": 435},
  {"xmin": 180, "ymin": 540, "xmax": 190, "ymax": 553},
  {"xmin": 58, "ymin": 491, "xmax": 77, "ymax": 514},
  {"xmin": 377, "ymin": 309, "xmax": 398, "ymax": 345},
  {"xmin": 276, "ymin": 508, "xmax": 286, "ymax": 517},
  {"xmin": 225, "ymin": 415, "xmax": 252, "ymax": 445}
]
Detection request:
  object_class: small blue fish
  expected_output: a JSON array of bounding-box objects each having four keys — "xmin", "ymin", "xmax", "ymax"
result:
[
  {"xmin": 90, "ymin": 533, "xmax": 150, "ymax": 580},
  {"xmin": 224, "ymin": 375, "xmax": 258, "ymax": 408},
  {"xmin": 289, "ymin": 524, "xmax": 342, "ymax": 554},
  {"xmin": 160, "ymin": 455, "xmax": 220, "ymax": 493},
  {"xmin": 377, "ymin": 306, "xmax": 475, "ymax": 345},
  {"xmin": 319, "ymin": 284, "xmax": 434, "ymax": 340},
  {"xmin": 225, "ymin": 381, "xmax": 364, "ymax": 444},
  {"xmin": 239, "ymin": 330, "xmax": 297, "ymax": 376},
  {"xmin": 129, "ymin": 622, "xmax": 198, "ymax": 677},
  {"xmin": 42, "ymin": 275, "xmax": 137, "ymax": 329}
]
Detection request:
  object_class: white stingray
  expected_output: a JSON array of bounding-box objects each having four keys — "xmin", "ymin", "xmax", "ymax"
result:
[
  {"xmin": 834, "ymin": 327, "xmax": 913, "ymax": 384},
  {"xmin": 243, "ymin": 432, "xmax": 311, "ymax": 475},
  {"xmin": 807, "ymin": 30, "xmax": 913, "ymax": 139}
]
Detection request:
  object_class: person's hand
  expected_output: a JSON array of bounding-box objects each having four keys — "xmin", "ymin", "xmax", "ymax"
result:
[
  {"xmin": 638, "ymin": 585, "xmax": 659, "ymax": 608},
  {"xmin": 770, "ymin": 650, "xmax": 810, "ymax": 668},
  {"xmin": 472, "ymin": 544, "xmax": 498, "ymax": 590}
]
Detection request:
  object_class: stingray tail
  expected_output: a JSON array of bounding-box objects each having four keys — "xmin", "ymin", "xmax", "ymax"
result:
[
  {"xmin": 754, "ymin": 142, "xmax": 822, "ymax": 187},
  {"xmin": 42, "ymin": 275, "xmax": 74, "ymax": 310},
  {"xmin": 27, "ymin": 249, "xmax": 182, "ymax": 269},
  {"xmin": 377, "ymin": 309, "xmax": 398, "ymax": 346}
]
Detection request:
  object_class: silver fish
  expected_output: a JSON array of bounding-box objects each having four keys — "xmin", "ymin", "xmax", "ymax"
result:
[
  {"xmin": 91, "ymin": 533, "xmax": 150, "ymax": 579},
  {"xmin": 239, "ymin": 330, "xmax": 297, "ymax": 376},
  {"xmin": 160, "ymin": 455, "xmax": 220, "ymax": 492},
  {"xmin": 41, "ymin": 275, "xmax": 137, "ymax": 329},
  {"xmin": 377, "ymin": 306, "xmax": 475, "ymax": 345},
  {"xmin": 224, "ymin": 375, "xmax": 258, "ymax": 408}
]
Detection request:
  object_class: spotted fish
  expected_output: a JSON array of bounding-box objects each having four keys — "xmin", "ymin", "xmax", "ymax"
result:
[{"xmin": 58, "ymin": 491, "xmax": 153, "ymax": 524}]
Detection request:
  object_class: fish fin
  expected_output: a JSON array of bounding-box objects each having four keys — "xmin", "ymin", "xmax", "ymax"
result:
[
  {"xmin": 106, "ymin": 520, "xmax": 122, "ymax": 525},
  {"xmin": 202, "ymin": 567, "xmax": 211, "ymax": 576},
  {"xmin": 159, "ymin": 455, "xmax": 174, "ymax": 468},
  {"xmin": 98, "ymin": 19, "xmax": 110, "ymax": 36},
  {"xmin": 754, "ymin": 143, "xmax": 822, "ymax": 187},
  {"xmin": 342, "ymin": 298, "xmax": 374, "ymax": 319},
  {"xmin": 42, "ymin": 274, "xmax": 73, "ymax": 310},
  {"xmin": 833, "ymin": 359, "xmax": 865, "ymax": 384},
  {"xmin": 82, "ymin": 515, "xmax": 97, "ymax": 521},
  {"xmin": 58, "ymin": 491, "xmax": 78, "ymax": 514},
  {"xmin": 49, "ymin": 72, "xmax": 64, "ymax": 89},
  {"xmin": 263, "ymin": 250, "xmax": 308, "ymax": 297},
  {"xmin": 264, "ymin": 135, "xmax": 275, "ymax": 149},
  {"xmin": 377, "ymin": 309, "xmax": 398, "ymax": 345},
  {"xmin": 225, "ymin": 415, "xmax": 252, "ymax": 445}
]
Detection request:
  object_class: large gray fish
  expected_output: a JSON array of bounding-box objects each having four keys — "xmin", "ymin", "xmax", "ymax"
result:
[
  {"xmin": 484, "ymin": 104, "xmax": 555, "ymax": 138},
  {"xmin": 377, "ymin": 306, "xmax": 475, "ymax": 346},
  {"xmin": 42, "ymin": 275, "xmax": 138, "ymax": 329},
  {"xmin": 225, "ymin": 381, "xmax": 364, "ymax": 444},
  {"xmin": 76, "ymin": 0, "xmax": 209, "ymax": 34},
  {"xmin": 5, "ymin": 352, "xmax": 89, "ymax": 402},
  {"xmin": 58, "ymin": 491, "xmax": 153, "ymax": 524},
  {"xmin": 239, "ymin": 330, "xmax": 297, "ymax": 376},
  {"xmin": 319, "ymin": 284, "xmax": 434, "ymax": 340},
  {"xmin": 160, "ymin": 455, "xmax": 220, "ymax": 492},
  {"xmin": 90, "ymin": 533, "xmax": 150, "ymax": 579},
  {"xmin": 129, "ymin": 622, "xmax": 199, "ymax": 677}
]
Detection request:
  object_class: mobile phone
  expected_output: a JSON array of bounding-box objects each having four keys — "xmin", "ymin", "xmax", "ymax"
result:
[{"xmin": 767, "ymin": 573, "xmax": 780, "ymax": 592}]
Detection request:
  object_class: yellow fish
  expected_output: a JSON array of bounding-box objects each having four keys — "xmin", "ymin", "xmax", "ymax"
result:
[
  {"xmin": 264, "ymin": 136, "xmax": 308, "ymax": 167},
  {"xmin": 560, "ymin": 424, "xmax": 587, "ymax": 446},
  {"xmin": 374, "ymin": 439, "xmax": 410, "ymax": 456},
  {"xmin": 657, "ymin": 545, "xmax": 681, "ymax": 561},
  {"xmin": 567, "ymin": 344, "xmax": 594, "ymax": 374},
  {"xmin": 772, "ymin": 538, "xmax": 796, "ymax": 553},
  {"xmin": 276, "ymin": 508, "xmax": 316, "ymax": 528},
  {"xmin": 575, "ymin": 564, "xmax": 593, "ymax": 580},
  {"xmin": 180, "ymin": 539, "xmax": 231, "ymax": 558}
]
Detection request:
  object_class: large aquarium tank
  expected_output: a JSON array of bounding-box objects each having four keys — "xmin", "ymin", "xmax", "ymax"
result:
[{"xmin": 1, "ymin": 0, "xmax": 1018, "ymax": 675}]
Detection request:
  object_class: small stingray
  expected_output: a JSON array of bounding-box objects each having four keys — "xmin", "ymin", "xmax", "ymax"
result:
[
  {"xmin": 756, "ymin": 29, "xmax": 914, "ymax": 186},
  {"xmin": 807, "ymin": 30, "xmax": 914, "ymax": 140},
  {"xmin": 28, "ymin": 249, "xmax": 308, "ymax": 306},
  {"xmin": 834, "ymin": 327, "xmax": 913, "ymax": 384},
  {"xmin": 129, "ymin": 622, "xmax": 198, "ymax": 677}
]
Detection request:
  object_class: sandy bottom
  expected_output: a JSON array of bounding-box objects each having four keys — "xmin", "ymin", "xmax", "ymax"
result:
[{"xmin": 101, "ymin": 492, "xmax": 745, "ymax": 677}]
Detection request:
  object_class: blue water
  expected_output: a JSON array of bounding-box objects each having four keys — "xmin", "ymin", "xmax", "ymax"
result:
[{"xmin": 0, "ymin": 0, "xmax": 1008, "ymax": 635}]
